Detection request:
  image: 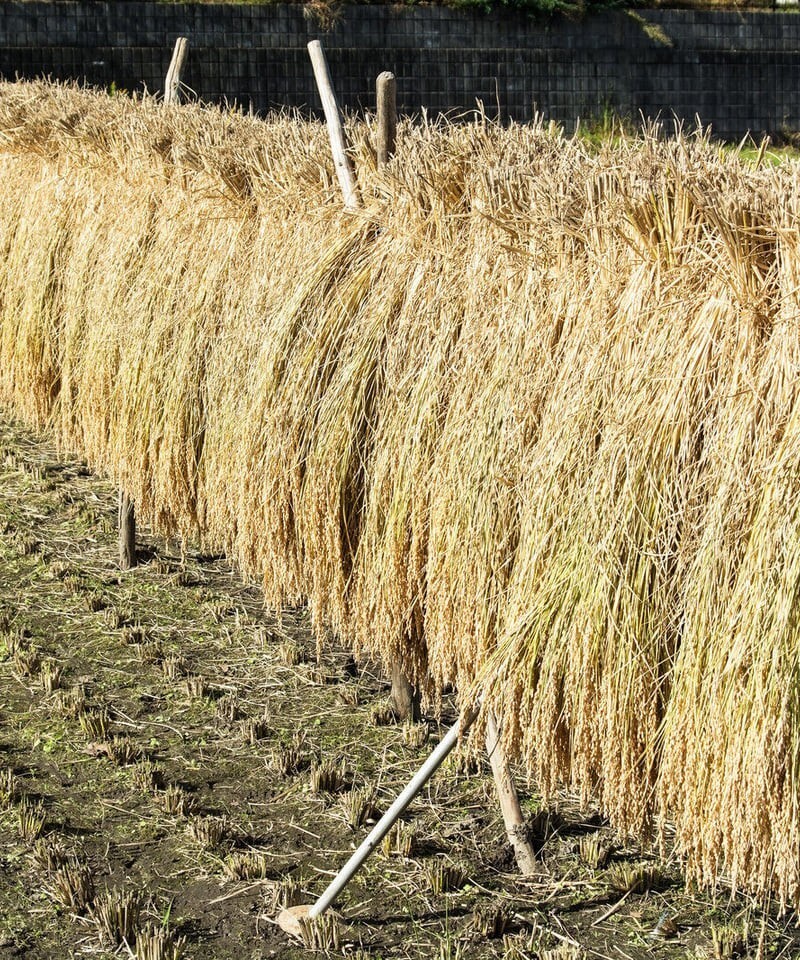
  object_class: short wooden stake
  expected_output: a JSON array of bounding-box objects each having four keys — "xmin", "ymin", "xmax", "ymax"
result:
[
  {"xmin": 485, "ymin": 712, "xmax": 539, "ymax": 875},
  {"xmin": 390, "ymin": 659, "xmax": 420, "ymax": 722},
  {"xmin": 118, "ymin": 491, "xmax": 136, "ymax": 570},
  {"xmin": 164, "ymin": 36, "xmax": 189, "ymax": 106},
  {"xmin": 307, "ymin": 40, "xmax": 360, "ymax": 210},
  {"xmin": 376, "ymin": 71, "xmax": 397, "ymax": 169}
]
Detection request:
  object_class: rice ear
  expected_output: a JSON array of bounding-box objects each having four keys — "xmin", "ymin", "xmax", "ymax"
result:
[{"xmin": 3, "ymin": 78, "xmax": 800, "ymax": 904}]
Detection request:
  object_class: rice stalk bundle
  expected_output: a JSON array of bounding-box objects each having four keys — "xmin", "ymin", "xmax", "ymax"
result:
[{"xmin": 3, "ymin": 79, "xmax": 800, "ymax": 903}]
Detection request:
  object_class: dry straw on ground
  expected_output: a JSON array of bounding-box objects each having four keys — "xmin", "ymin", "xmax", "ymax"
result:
[{"xmin": 1, "ymin": 79, "xmax": 799, "ymax": 905}]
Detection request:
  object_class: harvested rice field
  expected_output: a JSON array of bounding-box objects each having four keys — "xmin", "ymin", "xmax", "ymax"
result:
[
  {"xmin": 5, "ymin": 74, "xmax": 800, "ymax": 950},
  {"xmin": 1, "ymin": 414, "xmax": 798, "ymax": 960}
]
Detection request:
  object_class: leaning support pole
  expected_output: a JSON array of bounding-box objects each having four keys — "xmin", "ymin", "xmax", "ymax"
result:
[
  {"xmin": 485, "ymin": 712, "xmax": 539, "ymax": 876},
  {"xmin": 376, "ymin": 70, "xmax": 397, "ymax": 168},
  {"xmin": 307, "ymin": 40, "xmax": 360, "ymax": 210},
  {"xmin": 118, "ymin": 491, "xmax": 136, "ymax": 570},
  {"xmin": 164, "ymin": 36, "xmax": 189, "ymax": 106},
  {"xmin": 277, "ymin": 702, "xmax": 481, "ymax": 937}
]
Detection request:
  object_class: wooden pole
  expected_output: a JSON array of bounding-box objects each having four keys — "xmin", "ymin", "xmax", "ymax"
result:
[
  {"xmin": 118, "ymin": 36, "xmax": 189, "ymax": 568},
  {"xmin": 307, "ymin": 40, "xmax": 360, "ymax": 210},
  {"xmin": 376, "ymin": 70, "xmax": 412, "ymax": 717},
  {"xmin": 485, "ymin": 713, "xmax": 539, "ymax": 876},
  {"xmin": 164, "ymin": 36, "xmax": 189, "ymax": 106},
  {"xmin": 118, "ymin": 491, "xmax": 136, "ymax": 570},
  {"xmin": 376, "ymin": 71, "xmax": 397, "ymax": 168},
  {"xmin": 390, "ymin": 659, "xmax": 420, "ymax": 722}
]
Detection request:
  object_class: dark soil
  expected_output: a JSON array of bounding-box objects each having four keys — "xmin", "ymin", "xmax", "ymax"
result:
[{"xmin": 0, "ymin": 413, "xmax": 797, "ymax": 960}]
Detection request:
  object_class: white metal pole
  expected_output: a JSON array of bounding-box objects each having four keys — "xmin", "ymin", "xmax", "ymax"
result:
[{"xmin": 308, "ymin": 702, "xmax": 481, "ymax": 917}]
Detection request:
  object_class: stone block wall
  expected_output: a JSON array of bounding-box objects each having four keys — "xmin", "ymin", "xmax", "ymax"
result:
[{"xmin": 0, "ymin": 2, "xmax": 795, "ymax": 139}]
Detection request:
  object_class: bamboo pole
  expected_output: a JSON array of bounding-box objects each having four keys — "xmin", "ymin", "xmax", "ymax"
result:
[
  {"xmin": 376, "ymin": 71, "xmax": 397, "ymax": 168},
  {"xmin": 307, "ymin": 40, "xmax": 360, "ymax": 210},
  {"xmin": 485, "ymin": 713, "xmax": 539, "ymax": 875},
  {"xmin": 164, "ymin": 36, "xmax": 189, "ymax": 106}
]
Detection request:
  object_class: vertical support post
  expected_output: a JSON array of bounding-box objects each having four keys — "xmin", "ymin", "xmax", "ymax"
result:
[
  {"xmin": 164, "ymin": 36, "xmax": 189, "ymax": 106},
  {"xmin": 119, "ymin": 37, "xmax": 189, "ymax": 569},
  {"xmin": 485, "ymin": 713, "xmax": 539, "ymax": 876},
  {"xmin": 118, "ymin": 35, "xmax": 188, "ymax": 568},
  {"xmin": 307, "ymin": 40, "xmax": 360, "ymax": 211},
  {"xmin": 118, "ymin": 491, "xmax": 136, "ymax": 570},
  {"xmin": 376, "ymin": 71, "xmax": 397, "ymax": 169},
  {"xmin": 377, "ymin": 70, "xmax": 411, "ymax": 719},
  {"xmin": 390, "ymin": 659, "xmax": 420, "ymax": 722}
]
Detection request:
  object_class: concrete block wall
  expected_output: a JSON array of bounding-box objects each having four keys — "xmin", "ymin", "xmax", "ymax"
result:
[{"xmin": 0, "ymin": 2, "xmax": 795, "ymax": 139}]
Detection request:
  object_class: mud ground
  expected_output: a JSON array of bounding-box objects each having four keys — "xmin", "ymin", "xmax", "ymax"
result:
[{"xmin": 0, "ymin": 413, "xmax": 797, "ymax": 960}]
